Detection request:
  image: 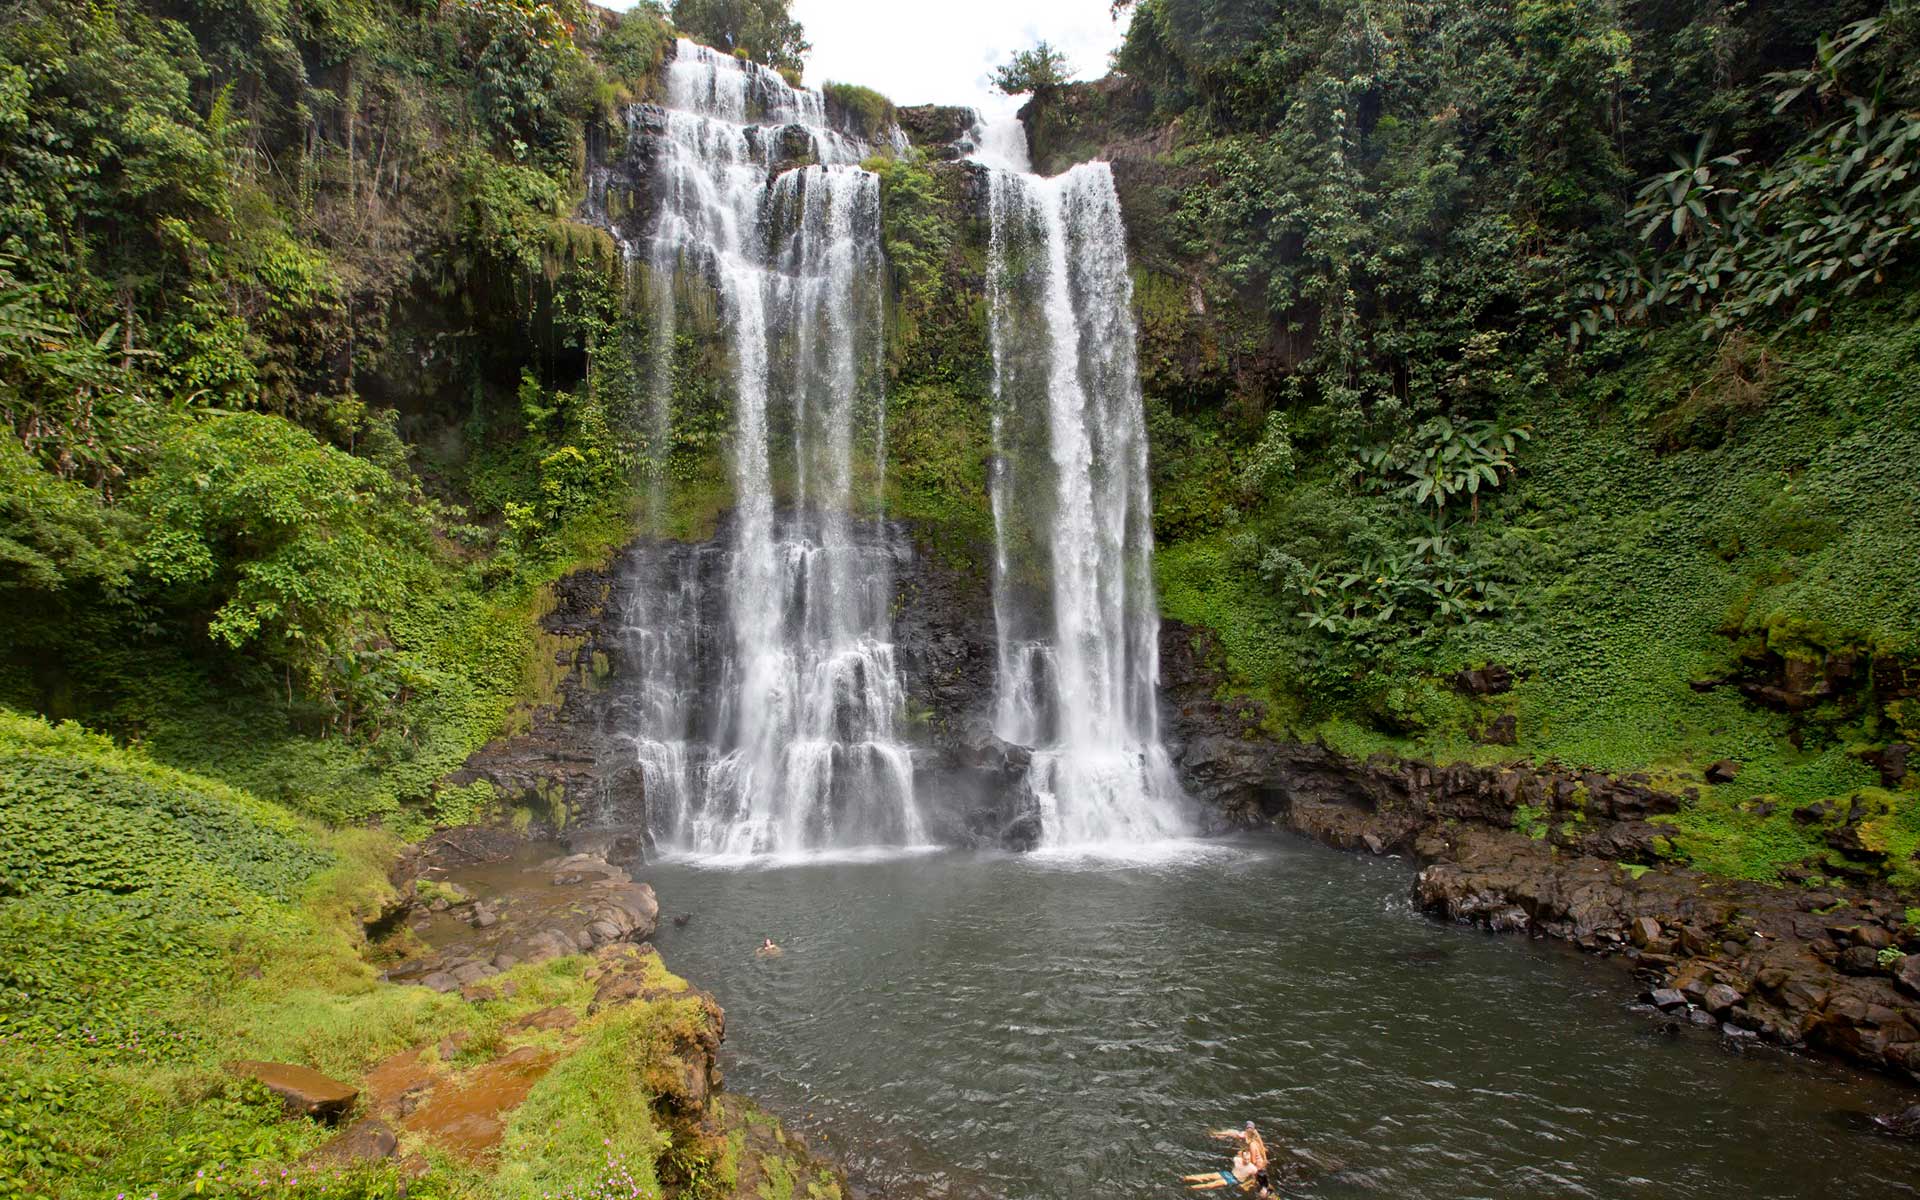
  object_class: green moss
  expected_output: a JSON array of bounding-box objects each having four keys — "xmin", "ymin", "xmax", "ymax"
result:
[
  {"xmin": 492, "ymin": 994, "xmax": 686, "ymax": 1199},
  {"xmin": 823, "ymin": 82, "xmax": 897, "ymax": 138},
  {"xmin": 1650, "ymin": 792, "xmax": 1833, "ymax": 883},
  {"xmin": 885, "ymin": 382, "xmax": 994, "ymax": 565},
  {"xmin": 1855, "ymin": 788, "xmax": 1920, "ymax": 889}
]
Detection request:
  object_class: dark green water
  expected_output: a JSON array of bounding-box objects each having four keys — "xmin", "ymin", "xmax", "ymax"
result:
[{"xmin": 647, "ymin": 837, "xmax": 1919, "ymax": 1199}]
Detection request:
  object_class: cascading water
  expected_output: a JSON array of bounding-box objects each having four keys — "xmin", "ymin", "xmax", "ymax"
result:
[
  {"xmin": 608, "ymin": 41, "xmax": 925, "ymax": 857},
  {"xmin": 972, "ymin": 118, "xmax": 1191, "ymax": 847}
]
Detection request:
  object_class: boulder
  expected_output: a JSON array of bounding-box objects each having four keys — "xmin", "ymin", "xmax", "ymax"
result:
[
  {"xmin": 565, "ymin": 828, "xmax": 647, "ymax": 868},
  {"xmin": 1704, "ymin": 759, "xmax": 1741, "ymax": 784},
  {"xmin": 303, "ymin": 1118, "xmax": 398, "ymax": 1170},
  {"xmin": 1454, "ymin": 665, "xmax": 1514, "ymax": 695},
  {"xmin": 1629, "ymin": 916, "xmax": 1663, "ymax": 948},
  {"xmin": 1892, "ymin": 953, "xmax": 1920, "ymax": 1000},
  {"xmin": 1475, "ymin": 714, "xmax": 1518, "ymax": 746},
  {"xmin": 418, "ymin": 971, "xmax": 459, "ymax": 994},
  {"xmin": 1872, "ymin": 1105, "xmax": 1920, "ymax": 1139},
  {"xmin": 550, "ymin": 854, "xmax": 629, "ymax": 886},
  {"xmin": 1648, "ymin": 988, "xmax": 1688, "ymax": 1010},
  {"xmin": 228, "ymin": 1061, "xmax": 358, "ymax": 1122},
  {"xmin": 1703, "ymin": 983, "xmax": 1743, "ymax": 1014},
  {"xmin": 1831, "ymin": 923, "xmax": 1895, "ymax": 951},
  {"xmin": 450, "ymin": 961, "xmax": 495, "ymax": 985},
  {"xmin": 1839, "ymin": 945, "xmax": 1885, "ymax": 976},
  {"xmin": 1671, "ymin": 961, "xmax": 1715, "ymax": 1004}
]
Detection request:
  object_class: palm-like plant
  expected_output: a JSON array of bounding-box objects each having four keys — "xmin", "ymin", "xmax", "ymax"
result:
[{"xmin": 1367, "ymin": 416, "xmax": 1532, "ymax": 521}]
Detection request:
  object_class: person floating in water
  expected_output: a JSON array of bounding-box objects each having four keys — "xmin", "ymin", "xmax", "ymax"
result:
[
  {"xmin": 755, "ymin": 937, "xmax": 782, "ymax": 957},
  {"xmin": 1183, "ymin": 1121, "xmax": 1270, "ymax": 1193}
]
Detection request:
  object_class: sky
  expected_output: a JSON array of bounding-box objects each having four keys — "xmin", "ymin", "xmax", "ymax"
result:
[{"xmin": 607, "ymin": 0, "xmax": 1132, "ymax": 118}]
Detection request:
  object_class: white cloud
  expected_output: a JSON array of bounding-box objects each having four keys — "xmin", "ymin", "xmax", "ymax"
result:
[{"xmin": 602, "ymin": 0, "xmax": 1131, "ymax": 118}]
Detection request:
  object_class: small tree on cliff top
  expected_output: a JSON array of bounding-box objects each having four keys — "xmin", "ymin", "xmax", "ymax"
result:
[
  {"xmin": 994, "ymin": 42, "xmax": 1072, "ymax": 97},
  {"xmin": 671, "ymin": 0, "xmax": 810, "ymax": 76}
]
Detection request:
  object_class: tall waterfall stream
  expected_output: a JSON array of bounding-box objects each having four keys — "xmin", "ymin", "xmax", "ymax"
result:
[
  {"xmin": 604, "ymin": 50, "xmax": 1188, "ymax": 857},
  {"xmin": 610, "ymin": 42, "xmax": 922, "ymax": 858}
]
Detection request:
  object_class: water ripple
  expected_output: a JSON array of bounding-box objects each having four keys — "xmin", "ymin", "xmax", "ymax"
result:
[{"xmin": 647, "ymin": 837, "xmax": 1920, "ymax": 1199}]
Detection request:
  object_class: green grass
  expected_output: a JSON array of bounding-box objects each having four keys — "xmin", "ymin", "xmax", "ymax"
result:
[{"xmin": 0, "ymin": 710, "xmax": 759, "ymax": 1199}]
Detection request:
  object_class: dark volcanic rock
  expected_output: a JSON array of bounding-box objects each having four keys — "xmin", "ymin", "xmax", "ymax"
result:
[
  {"xmin": 896, "ymin": 104, "xmax": 978, "ymax": 158},
  {"xmin": 1454, "ymin": 665, "xmax": 1515, "ymax": 695},
  {"xmin": 1874, "ymin": 1104, "xmax": 1920, "ymax": 1138},
  {"xmin": 1475, "ymin": 713, "xmax": 1518, "ymax": 746}
]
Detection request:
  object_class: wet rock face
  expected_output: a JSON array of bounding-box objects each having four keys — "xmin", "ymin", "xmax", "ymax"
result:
[
  {"xmin": 896, "ymin": 104, "xmax": 978, "ymax": 158},
  {"xmin": 442, "ymin": 559, "xmax": 650, "ymax": 838}
]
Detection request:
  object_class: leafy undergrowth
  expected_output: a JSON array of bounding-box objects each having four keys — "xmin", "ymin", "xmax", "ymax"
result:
[
  {"xmin": 886, "ymin": 381, "xmax": 995, "ymax": 570},
  {"xmin": 28, "ymin": 495, "xmax": 639, "ymax": 835},
  {"xmin": 1156, "ymin": 302, "xmax": 1920, "ymax": 889},
  {"xmin": 0, "ymin": 712, "xmax": 758, "ymax": 1199}
]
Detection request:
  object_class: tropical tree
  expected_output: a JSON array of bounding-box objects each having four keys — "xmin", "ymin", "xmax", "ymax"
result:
[
  {"xmin": 993, "ymin": 42, "xmax": 1072, "ymax": 97},
  {"xmin": 671, "ymin": 0, "xmax": 809, "ymax": 75}
]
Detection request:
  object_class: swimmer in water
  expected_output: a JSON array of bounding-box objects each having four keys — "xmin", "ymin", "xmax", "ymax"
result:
[
  {"xmin": 755, "ymin": 937, "xmax": 782, "ymax": 957},
  {"xmin": 1184, "ymin": 1122, "xmax": 1270, "ymax": 1192}
]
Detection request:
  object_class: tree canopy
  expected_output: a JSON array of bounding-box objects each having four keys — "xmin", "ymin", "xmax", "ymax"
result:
[
  {"xmin": 993, "ymin": 42, "xmax": 1073, "ymax": 97},
  {"xmin": 671, "ymin": 0, "xmax": 810, "ymax": 75}
]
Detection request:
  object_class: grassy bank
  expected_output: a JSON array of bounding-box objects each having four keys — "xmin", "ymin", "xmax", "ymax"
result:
[{"xmin": 0, "ymin": 709, "xmax": 834, "ymax": 1199}]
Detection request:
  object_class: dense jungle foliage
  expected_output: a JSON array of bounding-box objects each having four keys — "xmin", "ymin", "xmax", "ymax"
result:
[{"xmin": 0, "ymin": 0, "xmax": 689, "ymax": 822}]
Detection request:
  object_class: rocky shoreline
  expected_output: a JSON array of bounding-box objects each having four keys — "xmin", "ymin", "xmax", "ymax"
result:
[{"xmin": 1160, "ymin": 618, "xmax": 1920, "ymax": 1092}]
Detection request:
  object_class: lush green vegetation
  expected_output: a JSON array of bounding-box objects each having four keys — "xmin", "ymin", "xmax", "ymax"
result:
[
  {"xmin": 669, "ymin": 0, "xmax": 808, "ymax": 77},
  {"xmin": 0, "ymin": 0, "xmax": 672, "ymax": 817},
  {"xmin": 0, "ymin": 710, "xmax": 830, "ymax": 1198}
]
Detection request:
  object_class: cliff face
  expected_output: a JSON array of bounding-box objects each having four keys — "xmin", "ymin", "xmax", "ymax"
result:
[{"xmin": 451, "ymin": 517, "xmax": 1039, "ymax": 849}]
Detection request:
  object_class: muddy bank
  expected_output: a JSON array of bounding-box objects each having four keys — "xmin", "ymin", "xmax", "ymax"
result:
[{"xmin": 1159, "ymin": 618, "xmax": 1920, "ymax": 1090}]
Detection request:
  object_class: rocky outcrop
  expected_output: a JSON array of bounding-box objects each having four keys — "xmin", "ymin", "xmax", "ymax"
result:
[
  {"xmin": 384, "ymin": 834, "xmax": 659, "ymax": 993},
  {"xmin": 458, "ymin": 522, "xmax": 1040, "ymax": 850},
  {"xmin": 441, "ymin": 560, "xmax": 648, "ymax": 838},
  {"xmin": 889, "ymin": 521, "xmax": 1040, "ymax": 846},
  {"xmin": 1158, "ymin": 616, "xmax": 1920, "ymax": 1085},
  {"xmin": 227, "ymin": 1061, "xmax": 359, "ymax": 1122},
  {"xmin": 1414, "ymin": 824, "xmax": 1920, "ymax": 1081},
  {"xmin": 896, "ymin": 104, "xmax": 978, "ymax": 159}
]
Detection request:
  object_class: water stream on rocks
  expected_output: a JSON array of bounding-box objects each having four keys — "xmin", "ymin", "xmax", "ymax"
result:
[
  {"xmin": 647, "ymin": 840, "xmax": 1919, "ymax": 1200},
  {"xmin": 974, "ymin": 119, "xmax": 1190, "ymax": 848},
  {"xmin": 605, "ymin": 42, "xmax": 923, "ymax": 858}
]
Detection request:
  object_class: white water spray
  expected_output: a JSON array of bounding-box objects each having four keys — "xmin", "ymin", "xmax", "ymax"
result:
[
  {"xmin": 618, "ymin": 42, "xmax": 925, "ymax": 857},
  {"xmin": 972, "ymin": 119, "xmax": 1190, "ymax": 847}
]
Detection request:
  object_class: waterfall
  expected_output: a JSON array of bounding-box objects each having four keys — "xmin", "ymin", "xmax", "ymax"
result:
[
  {"xmin": 972, "ymin": 119, "xmax": 1191, "ymax": 847},
  {"xmin": 612, "ymin": 41, "xmax": 926, "ymax": 857}
]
